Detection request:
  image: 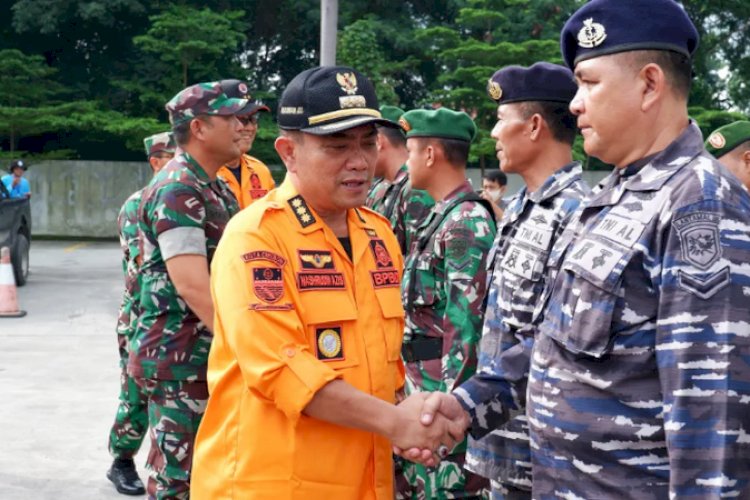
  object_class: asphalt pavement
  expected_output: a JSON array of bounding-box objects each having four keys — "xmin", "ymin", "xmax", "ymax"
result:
[{"xmin": 0, "ymin": 240, "xmax": 148, "ymax": 499}]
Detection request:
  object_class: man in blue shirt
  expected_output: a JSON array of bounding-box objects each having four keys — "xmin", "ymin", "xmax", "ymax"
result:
[{"xmin": 1, "ymin": 160, "xmax": 31, "ymax": 199}]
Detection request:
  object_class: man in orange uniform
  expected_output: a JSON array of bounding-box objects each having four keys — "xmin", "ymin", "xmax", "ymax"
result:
[
  {"xmin": 216, "ymin": 79, "xmax": 276, "ymax": 209},
  {"xmin": 191, "ymin": 66, "xmax": 464, "ymax": 500}
]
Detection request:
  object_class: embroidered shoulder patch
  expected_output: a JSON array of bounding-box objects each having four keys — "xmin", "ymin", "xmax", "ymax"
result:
[
  {"xmin": 673, "ymin": 212, "xmax": 722, "ymax": 270},
  {"xmin": 252, "ymin": 268, "xmax": 284, "ymax": 303},
  {"xmin": 242, "ymin": 250, "xmax": 286, "ymax": 267}
]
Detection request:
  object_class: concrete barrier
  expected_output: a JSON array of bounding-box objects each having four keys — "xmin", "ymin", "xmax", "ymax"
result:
[{"xmin": 22, "ymin": 160, "xmax": 610, "ymax": 239}]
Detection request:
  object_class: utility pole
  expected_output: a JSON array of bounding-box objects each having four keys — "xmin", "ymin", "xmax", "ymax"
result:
[{"xmin": 320, "ymin": 0, "xmax": 338, "ymax": 66}]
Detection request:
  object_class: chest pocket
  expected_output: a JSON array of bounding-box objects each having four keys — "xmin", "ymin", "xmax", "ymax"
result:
[
  {"xmin": 404, "ymin": 252, "xmax": 444, "ymax": 309},
  {"xmin": 375, "ymin": 286, "xmax": 405, "ymax": 362},
  {"xmin": 544, "ymin": 237, "xmax": 634, "ymax": 358},
  {"xmin": 299, "ymin": 293, "xmax": 360, "ymax": 370}
]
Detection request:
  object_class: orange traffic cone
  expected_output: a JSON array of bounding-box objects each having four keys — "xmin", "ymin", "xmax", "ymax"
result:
[{"xmin": 0, "ymin": 246, "xmax": 26, "ymax": 318}]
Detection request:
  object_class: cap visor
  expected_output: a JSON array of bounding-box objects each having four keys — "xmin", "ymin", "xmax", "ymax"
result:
[
  {"xmin": 238, "ymin": 102, "xmax": 271, "ymax": 116},
  {"xmin": 302, "ymin": 116, "xmax": 399, "ymax": 135}
]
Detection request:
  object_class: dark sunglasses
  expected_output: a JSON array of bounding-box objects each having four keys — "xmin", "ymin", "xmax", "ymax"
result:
[{"xmin": 237, "ymin": 114, "xmax": 260, "ymax": 126}]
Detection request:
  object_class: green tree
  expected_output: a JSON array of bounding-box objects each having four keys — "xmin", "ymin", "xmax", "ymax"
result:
[{"xmin": 134, "ymin": 6, "xmax": 245, "ymax": 88}]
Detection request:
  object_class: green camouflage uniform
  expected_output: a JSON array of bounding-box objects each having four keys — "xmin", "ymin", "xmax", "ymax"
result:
[
  {"xmin": 127, "ymin": 151, "xmax": 238, "ymax": 498},
  {"xmin": 365, "ymin": 176, "xmax": 390, "ymax": 212},
  {"xmin": 389, "ymin": 165, "xmax": 435, "ymax": 254},
  {"xmin": 399, "ymin": 181, "xmax": 495, "ymax": 499},
  {"xmin": 109, "ymin": 131, "xmax": 175, "ymax": 462},
  {"xmin": 108, "ymin": 189, "xmax": 149, "ymax": 460}
]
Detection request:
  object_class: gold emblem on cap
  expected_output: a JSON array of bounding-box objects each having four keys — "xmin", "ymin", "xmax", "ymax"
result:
[
  {"xmin": 577, "ymin": 18, "xmax": 607, "ymax": 49},
  {"xmin": 336, "ymin": 72, "xmax": 359, "ymax": 96},
  {"xmin": 318, "ymin": 329, "xmax": 342, "ymax": 358},
  {"xmin": 398, "ymin": 117, "xmax": 411, "ymax": 132},
  {"xmin": 488, "ymin": 80, "xmax": 503, "ymax": 101},
  {"xmin": 708, "ymin": 132, "xmax": 726, "ymax": 149}
]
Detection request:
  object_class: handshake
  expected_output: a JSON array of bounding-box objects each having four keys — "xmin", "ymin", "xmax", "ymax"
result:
[{"xmin": 389, "ymin": 392, "xmax": 471, "ymax": 467}]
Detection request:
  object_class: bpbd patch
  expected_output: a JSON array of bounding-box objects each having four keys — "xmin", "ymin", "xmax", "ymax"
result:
[
  {"xmin": 316, "ymin": 326, "xmax": 344, "ymax": 360},
  {"xmin": 368, "ymin": 239, "xmax": 394, "ymax": 269},
  {"xmin": 252, "ymin": 267, "xmax": 284, "ymax": 303}
]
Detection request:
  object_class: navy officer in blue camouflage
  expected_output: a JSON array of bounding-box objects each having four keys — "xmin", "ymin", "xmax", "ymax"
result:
[
  {"xmin": 410, "ymin": 0, "xmax": 750, "ymax": 498},
  {"xmin": 464, "ymin": 62, "xmax": 591, "ymax": 500}
]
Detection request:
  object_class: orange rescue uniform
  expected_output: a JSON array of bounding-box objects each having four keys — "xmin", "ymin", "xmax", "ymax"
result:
[
  {"xmin": 191, "ymin": 179, "xmax": 405, "ymax": 500},
  {"xmin": 217, "ymin": 154, "xmax": 276, "ymax": 209}
]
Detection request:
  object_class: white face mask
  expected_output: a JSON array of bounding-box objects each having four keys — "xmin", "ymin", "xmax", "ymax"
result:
[{"xmin": 485, "ymin": 188, "xmax": 502, "ymax": 203}]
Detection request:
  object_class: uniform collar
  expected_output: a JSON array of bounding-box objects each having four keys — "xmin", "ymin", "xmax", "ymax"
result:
[
  {"xmin": 586, "ymin": 121, "xmax": 703, "ymax": 209},
  {"xmin": 391, "ymin": 164, "xmax": 408, "ymax": 184},
  {"xmin": 180, "ymin": 151, "xmax": 211, "ymax": 184},
  {"xmin": 503, "ymin": 161, "xmax": 583, "ymax": 226},
  {"xmin": 276, "ymin": 178, "xmax": 374, "ymax": 236},
  {"xmin": 434, "ymin": 180, "xmax": 475, "ymax": 214}
]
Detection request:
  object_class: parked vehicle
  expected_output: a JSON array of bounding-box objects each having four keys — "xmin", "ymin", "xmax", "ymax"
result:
[{"xmin": 0, "ymin": 181, "xmax": 31, "ymax": 286}]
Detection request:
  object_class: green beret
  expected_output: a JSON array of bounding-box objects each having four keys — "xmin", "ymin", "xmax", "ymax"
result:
[
  {"xmin": 705, "ymin": 121, "xmax": 750, "ymax": 158},
  {"xmin": 380, "ymin": 105, "xmax": 405, "ymax": 123},
  {"xmin": 398, "ymin": 108, "xmax": 476, "ymax": 143}
]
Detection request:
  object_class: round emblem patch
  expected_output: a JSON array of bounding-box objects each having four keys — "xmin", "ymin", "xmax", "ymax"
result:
[
  {"xmin": 317, "ymin": 329, "xmax": 342, "ymax": 358},
  {"xmin": 398, "ymin": 117, "xmax": 411, "ymax": 132},
  {"xmin": 488, "ymin": 80, "xmax": 502, "ymax": 101},
  {"xmin": 708, "ymin": 132, "xmax": 726, "ymax": 150},
  {"xmin": 238, "ymin": 82, "xmax": 248, "ymax": 95}
]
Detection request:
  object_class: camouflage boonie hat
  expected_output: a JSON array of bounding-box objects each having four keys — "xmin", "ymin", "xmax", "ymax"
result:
[
  {"xmin": 705, "ymin": 121, "xmax": 750, "ymax": 159},
  {"xmin": 143, "ymin": 131, "xmax": 176, "ymax": 157},
  {"xmin": 166, "ymin": 81, "xmax": 249, "ymax": 126}
]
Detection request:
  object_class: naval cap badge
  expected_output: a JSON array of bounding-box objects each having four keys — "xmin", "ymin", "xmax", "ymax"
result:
[{"xmin": 577, "ymin": 18, "xmax": 607, "ymax": 49}]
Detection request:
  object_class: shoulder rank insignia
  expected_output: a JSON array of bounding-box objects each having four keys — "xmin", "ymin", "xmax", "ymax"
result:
[
  {"xmin": 577, "ymin": 18, "xmax": 607, "ymax": 48},
  {"xmin": 288, "ymin": 195, "xmax": 316, "ymax": 228}
]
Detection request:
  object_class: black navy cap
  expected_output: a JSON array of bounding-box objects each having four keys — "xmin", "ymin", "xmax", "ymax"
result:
[
  {"xmin": 561, "ymin": 0, "xmax": 699, "ymax": 70},
  {"xmin": 277, "ymin": 66, "xmax": 396, "ymax": 135},
  {"xmin": 9, "ymin": 159, "xmax": 26, "ymax": 171},
  {"xmin": 219, "ymin": 79, "xmax": 270, "ymax": 116},
  {"xmin": 487, "ymin": 62, "xmax": 577, "ymax": 105}
]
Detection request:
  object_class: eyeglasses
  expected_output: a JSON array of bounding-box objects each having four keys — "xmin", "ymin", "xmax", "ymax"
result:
[{"xmin": 237, "ymin": 114, "xmax": 260, "ymax": 126}]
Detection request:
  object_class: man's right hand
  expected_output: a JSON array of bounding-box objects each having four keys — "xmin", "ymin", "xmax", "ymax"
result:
[{"xmin": 391, "ymin": 392, "xmax": 470, "ymax": 467}]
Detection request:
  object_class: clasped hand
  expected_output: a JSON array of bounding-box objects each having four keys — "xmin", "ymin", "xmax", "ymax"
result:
[{"xmin": 390, "ymin": 392, "xmax": 470, "ymax": 468}]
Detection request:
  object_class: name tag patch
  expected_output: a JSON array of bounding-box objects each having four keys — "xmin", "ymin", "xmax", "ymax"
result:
[
  {"xmin": 514, "ymin": 222, "xmax": 554, "ymax": 252},
  {"xmin": 316, "ymin": 326, "xmax": 344, "ymax": 360},
  {"xmin": 297, "ymin": 272, "xmax": 346, "ymax": 290},
  {"xmin": 591, "ymin": 213, "xmax": 645, "ymax": 248}
]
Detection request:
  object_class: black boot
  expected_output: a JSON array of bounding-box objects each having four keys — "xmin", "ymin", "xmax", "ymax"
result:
[{"xmin": 107, "ymin": 458, "xmax": 146, "ymax": 495}]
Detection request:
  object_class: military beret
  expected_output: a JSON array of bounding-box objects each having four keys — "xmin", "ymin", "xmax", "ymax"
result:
[
  {"xmin": 143, "ymin": 132, "xmax": 176, "ymax": 158},
  {"xmin": 561, "ymin": 0, "xmax": 699, "ymax": 70},
  {"xmin": 487, "ymin": 62, "xmax": 577, "ymax": 105},
  {"xmin": 705, "ymin": 121, "xmax": 750, "ymax": 159},
  {"xmin": 219, "ymin": 79, "xmax": 270, "ymax": 115},
  {"xmin": 278, "ymin": 66, "xmax": 396, "ymax": 135},
  {"xmin": 380, "ymin": 105, "xmax": 405, "ymax": 123},
  {"xmin": 9, "ymin": 159, "xmax": 26, "ymax": 171},
  {"xmin": 399, "ymin": 108, "xmax": 477, "ymax": 143},
  {"xmin": 166, "ymin": 81, "xmax": 249, "ymax": 126}
]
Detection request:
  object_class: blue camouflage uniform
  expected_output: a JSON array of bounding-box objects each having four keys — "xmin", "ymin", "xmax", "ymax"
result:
[
  {"xmin": 463, "ymin": 162, "xmax": 590, "ymax": 493},
  {"xmin": 456, "ymin": 123, "xmax": 750, "ymax": 499}
]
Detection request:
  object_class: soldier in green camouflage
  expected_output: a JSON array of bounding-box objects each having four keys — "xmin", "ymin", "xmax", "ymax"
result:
[
  {"xmin": 107, "ymin": 131, "xmax": 175, "ymax": 496},
  {"xmin": 398, "ymin": 108, "xmax": 495, "ymax": 499},
  {"xmin": 367, "ymin": 105, "xmax": 435, "ymax": 254},
  {"xmin": 127, "ymin": 82, "xmax": 243, "ymax": 499}
]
